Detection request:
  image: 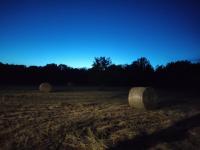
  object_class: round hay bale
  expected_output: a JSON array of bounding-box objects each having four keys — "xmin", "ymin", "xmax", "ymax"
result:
[
  {"xmin": 39, "ymin": 82, "xmax": 53, "ymax": 93},
  {"xmin": 128, "ymin": 87, "xmax": 158, "ymax": 110}
]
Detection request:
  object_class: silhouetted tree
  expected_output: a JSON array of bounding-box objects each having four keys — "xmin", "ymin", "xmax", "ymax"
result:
[
  {"xmin": 58, "ymin": 64, "xmax": 70, "ymax": 71},
  {"xmin": 92, "ymin": 57, "xmax": 112, "ymax": 71},
  {"xmin": 131, "ymin": 57, "xmax": 154, "ymax": 72},
  {"xmin": 0, "ymin": 57, "xmax": 200, "ymax": 87},
  {"xmin": 129, "ymin": 57, "xmax": 154, "ymax": 85}
]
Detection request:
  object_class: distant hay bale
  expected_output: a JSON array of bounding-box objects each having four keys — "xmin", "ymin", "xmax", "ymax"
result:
[
  {"xmin": 128, "ymin": 87, "xmax": 158, "ymax": 110},
  {"xmin": 39, "ymin": 82, "xmax": 53, "ymax": 93}
]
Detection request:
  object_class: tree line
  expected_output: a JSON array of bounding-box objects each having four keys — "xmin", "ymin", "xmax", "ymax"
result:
[{"xmin": 0, "ymin": 57, "xmax": 200, "ymax": 87}]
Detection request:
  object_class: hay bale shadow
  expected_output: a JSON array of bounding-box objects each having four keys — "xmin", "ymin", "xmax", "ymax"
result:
[
  {"xmin": 109, "ymin": 113, "xmax": 200, "ymax": 150},
  {"xmin": 155, "ymin": 88, "xmax": 200, "ymax": 109}
]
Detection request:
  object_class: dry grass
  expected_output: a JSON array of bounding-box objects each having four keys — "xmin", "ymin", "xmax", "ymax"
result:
[{"xmin": 0, "ymin": 87, "xmax": 199, "ymax": 150}]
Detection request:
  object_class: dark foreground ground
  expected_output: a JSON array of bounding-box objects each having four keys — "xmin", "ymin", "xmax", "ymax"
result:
[{"xmin": 0, "ymin": 86, "xmax": 199, "ymax": 150}]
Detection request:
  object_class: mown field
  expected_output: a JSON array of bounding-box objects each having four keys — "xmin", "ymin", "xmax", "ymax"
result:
[{"xmin": 0, "ymin": 86, "xmax": 200, "ymax": 150}]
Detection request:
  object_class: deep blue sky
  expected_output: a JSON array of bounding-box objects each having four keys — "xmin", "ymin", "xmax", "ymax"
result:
[{"xmin": 0, "ymin": 0, "xmax": 200, "ymax": 68}]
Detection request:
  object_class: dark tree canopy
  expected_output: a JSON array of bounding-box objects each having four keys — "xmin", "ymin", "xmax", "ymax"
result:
[
  {"xmin": 92, "ymin": 57, "xmax": 112, "ymax": 71},
  {"xmin": 131, "ymin": 57, "xmax": 153, "ymax": 72},
  {"xmin": 0, "ymin": 57, "xmax": 200, "ymax": 88}
]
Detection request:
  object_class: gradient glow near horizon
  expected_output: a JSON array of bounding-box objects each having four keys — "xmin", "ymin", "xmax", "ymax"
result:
[{"xmin": 0, "ymin": 0, "xmax": 200, "ymax": 68}]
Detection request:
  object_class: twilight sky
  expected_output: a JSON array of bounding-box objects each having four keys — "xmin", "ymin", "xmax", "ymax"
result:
[{"xmin": 0, "ymin": 0, "xmax": 200, "ymax": 68}]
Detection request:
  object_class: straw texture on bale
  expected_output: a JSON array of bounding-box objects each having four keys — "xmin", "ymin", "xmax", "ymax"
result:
[
  {"xmin": 39, "ymin": 82, "xmax": 53, "ymax": 93},
  {"xmin": 128, "ymin": 87, "xmax": 158, "ymax": 110}
]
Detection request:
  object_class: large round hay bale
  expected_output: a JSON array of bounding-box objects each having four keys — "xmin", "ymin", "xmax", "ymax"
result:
[
  {"xmin": 39, "ymin": 82, "xmax": 53, "ymax": 93},
  {"xmin": 128, "ymin": 87, "xmax": 158, "ymax": 110}
]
